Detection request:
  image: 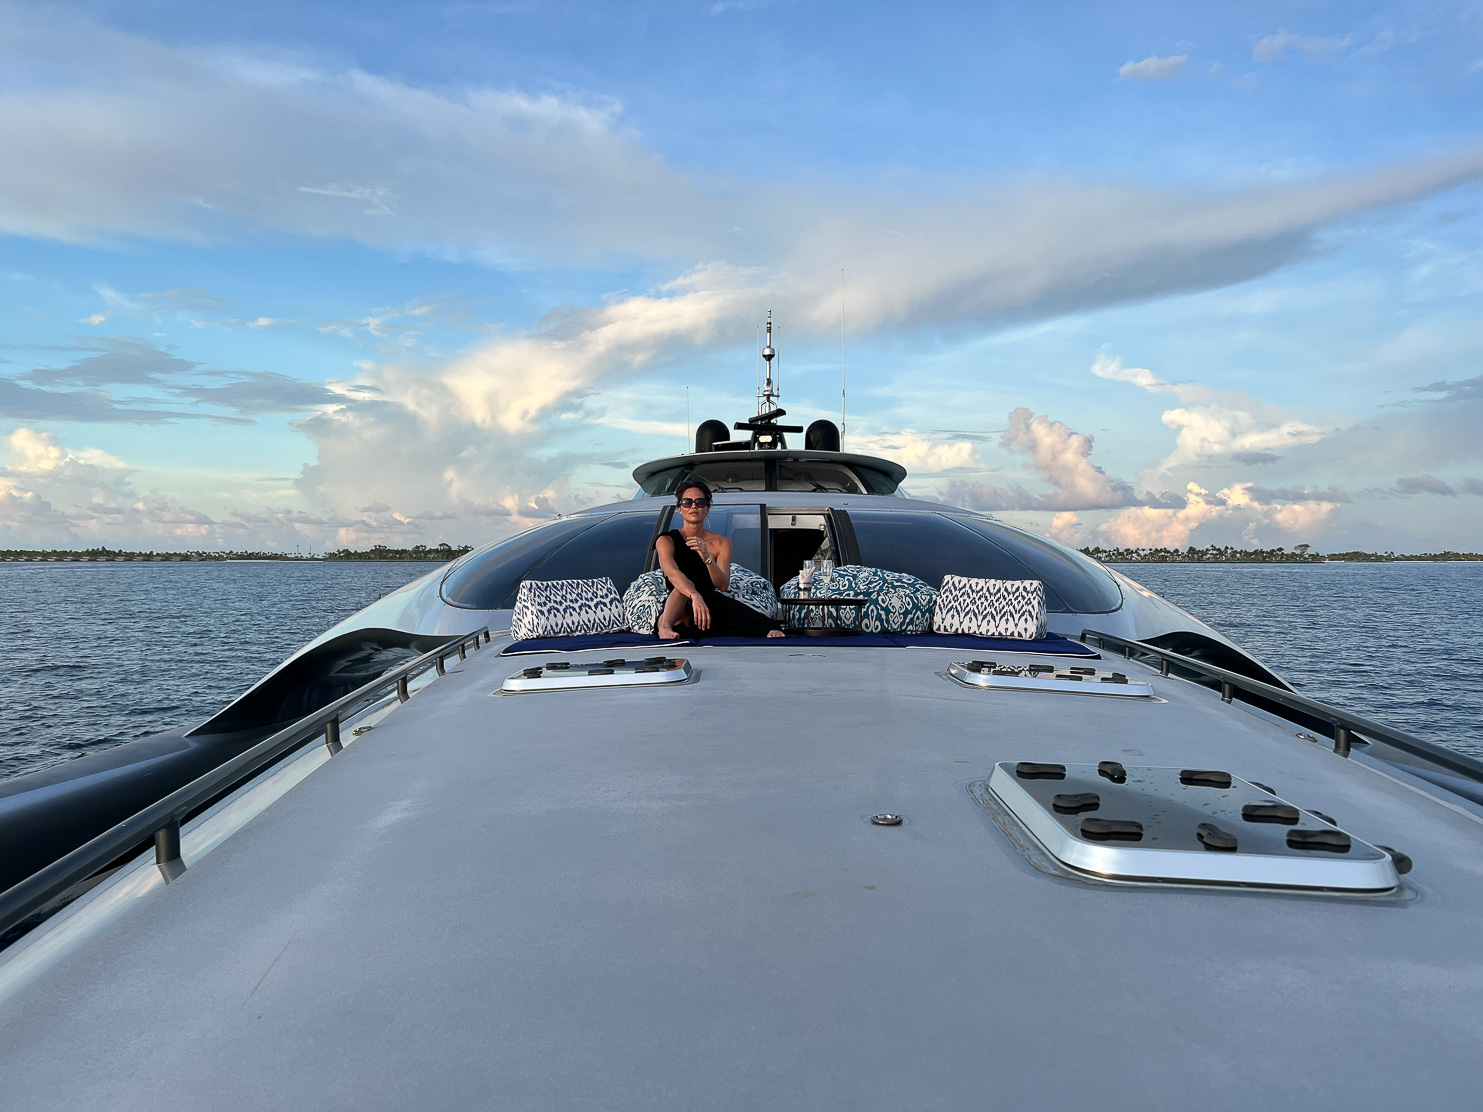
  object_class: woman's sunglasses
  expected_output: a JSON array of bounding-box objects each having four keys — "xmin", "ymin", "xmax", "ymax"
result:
[{"xmin": 677, "ymin": 497, "xmax": 711, "ymax": 508}]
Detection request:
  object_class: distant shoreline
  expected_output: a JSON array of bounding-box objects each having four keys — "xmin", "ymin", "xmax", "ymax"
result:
[
  {"xmin": 0, "ymin": 545, "xmax": 471, "ymax": 563},
  {"xmin": 2, "ymin": 542, "xmax": 1479, "ymax": 565},
  {"xmin": 1086, "ymin": 545, "xmax": 1483, "ymax": 564}
]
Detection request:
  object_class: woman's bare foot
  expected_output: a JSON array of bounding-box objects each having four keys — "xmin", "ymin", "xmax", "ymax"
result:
[
  {"xmin": 767, "ymin": 629, "xmax": 785, "ymax": 638},
  {"xmin": 657, "ymin": 623, "xmax": 679, "ymax": 640}
]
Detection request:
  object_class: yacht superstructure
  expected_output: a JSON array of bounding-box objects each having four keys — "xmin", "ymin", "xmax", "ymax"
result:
[{"xmin": 2, "ymin": 327, "xmax": 1482, "ymax": 1109}]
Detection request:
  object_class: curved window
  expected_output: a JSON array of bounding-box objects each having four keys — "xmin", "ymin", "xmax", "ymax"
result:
[
  {"xmin": 521, "ymin": 511, "xmax": 662, "ymax": 593},
  {"xmin": 440, "ymin": 512, "xmax": 664, "ymax": 611},
  {"xmin": 950, "ymin": 517, "xmax": 1123, "ymax": 614},
  {"xmin": 848, "ymin": 510, "xmax": 1071, "ymax": 610},
  {"xmin": 440, "ymin": 517, "xmax": 603, "ymax": 610}
]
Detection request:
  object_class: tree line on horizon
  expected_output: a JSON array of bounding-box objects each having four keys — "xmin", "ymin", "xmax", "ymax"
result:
[
  {"xmin": 1079, "ymin": 544, "xmax": 1483, "ymax": 563},
  {"xmin": 0, "ymin": 543, "xmax": 474, "ymax": 563}
]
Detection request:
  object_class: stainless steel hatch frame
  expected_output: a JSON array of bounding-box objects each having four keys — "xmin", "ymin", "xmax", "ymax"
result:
[{"xmin": 983, "ymin": 762, "xmax": 1400, "ymax": 892}]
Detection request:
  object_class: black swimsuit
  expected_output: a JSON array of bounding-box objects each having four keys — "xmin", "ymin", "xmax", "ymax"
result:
[{"xmin": 661, "ymin": 529, "xmax": 782, "ymax": 638}]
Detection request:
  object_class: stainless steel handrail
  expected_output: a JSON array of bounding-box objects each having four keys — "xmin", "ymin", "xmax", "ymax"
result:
[
  {"xmin": 1082, "ymin": 628, "xmax": 1483, "ymax": 786},
  {"xmin": 0, "ymin": 627, "xmax": 491, "ymax": 944}
]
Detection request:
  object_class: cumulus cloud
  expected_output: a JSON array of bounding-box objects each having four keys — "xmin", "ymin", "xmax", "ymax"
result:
[
  {"xmin": 846, "ymin": 430, "xmax": 979, "ymax": 473},
  {"xmin": 1091, "ymin": 352, "xmax": 1333, "ymax": 485},
  {"xmin": 1097, "ymin": 481, "xmax": 1342, "ymax": 547},
  {"xmin": 1118, "ymin": 55, "xmax": 1187, "ymax": 82},
  {"xmin": 1254, "ymin": 30, "xmax": 1353, "ymax": 64},
  {"xmin": 940, "ymin": 408, "xmax": 1143, "ymax": 512}
]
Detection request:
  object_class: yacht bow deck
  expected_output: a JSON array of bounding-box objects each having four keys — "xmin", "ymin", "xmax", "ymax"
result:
[{"xmin": 4, "ymin": 638, "xmax": 1482, "ymax": 1110}]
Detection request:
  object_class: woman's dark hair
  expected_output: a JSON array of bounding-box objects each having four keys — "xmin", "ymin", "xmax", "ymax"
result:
[{"xmin": 676, "ymin": 476, "xmax": 712, "ymax": 503}]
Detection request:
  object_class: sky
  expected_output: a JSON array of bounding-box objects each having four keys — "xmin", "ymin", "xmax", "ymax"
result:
[{"xmin": 1, "ymin": 0, "xmax": 1480, "ymax": 553}]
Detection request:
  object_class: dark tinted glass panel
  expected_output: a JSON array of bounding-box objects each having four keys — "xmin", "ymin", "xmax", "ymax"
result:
[
  {"xmin": 638, "ymin": 465, "xmax": 689, "ymax": 495},
  {"xmin": 440, "ymin": 517, "xmax": 603, "ymax": 610},
  {"xmin": 773, "ymin": 461, "xmax": 863, "ymax": 494},
  {"xmin": 853, "ymin": 465, "xmax": 904, "ymax": 496},
  {"xmin": 848, "ymin": 510, "xmax": 1071, "ymax": 608},
  {"xmin": 690, "ymin": 460, "xmax": 767, "ymax": 492},
  {"xmin": 950, "ymin": 518, "xmax": 1123, "ymax": 614},
  {"xmin": 700, "ymin": 504, "xmax": 765, "ymax": 574},
  {"xmin": 521, "ymin": 510, "xmax": 663, "ymax": 594}
]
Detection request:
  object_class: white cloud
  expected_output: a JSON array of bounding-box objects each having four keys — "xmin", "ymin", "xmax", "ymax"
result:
[
  {"xmin": 1253, "ymin": 30, "xmax": 1354, "ymax": 64},
  {"xmin": 1090, "ymin": 352, "xmax": 1334, "ymax": 486},
  {"xmin": 846, "ymin": 430, "xmax": 979, "ymax": 473},
  {"xmin": 1118, "ymin": 55, "xmax": 1188, "ymax": 82},
  {"xmin": 1097, "ymin": 481, "xmax": 1341, "ymax": 548}
]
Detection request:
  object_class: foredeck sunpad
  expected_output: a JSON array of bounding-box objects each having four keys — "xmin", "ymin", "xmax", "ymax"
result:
[
  {"xmin": 892, "ymin": 632, "xmax": 1098, "ymax": 657},
  {"xmin": 502, "ymin": 630, "xmax": 1097, "ymax": 657},
  {"xmin": 501, "ymin": 631, "xmax": 696, "ymax": 656},
  {"xmin": 658, "ymin": 631, "xmax": 1100, "ymax": 656}
]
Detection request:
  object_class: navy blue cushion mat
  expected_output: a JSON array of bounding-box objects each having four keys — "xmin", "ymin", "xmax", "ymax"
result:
[
  {"xmin": 888, "ymin": 632, "xmax": 1098, "ymax": 657},
  {"xmin": 503, "ymin": 630, "xmax": 1096, "ymax": 657},
  {"xmin": 501, "ymin": 632, "xmax": 695, "ymax": 656}
]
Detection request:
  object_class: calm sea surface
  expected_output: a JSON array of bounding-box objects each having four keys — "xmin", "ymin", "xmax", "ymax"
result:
[
  {"xmin": 1114, "ymin": 561, "xmax": 1483, "ymax": 759},
  {"xmin": 0, "ymin": 562, "xmax": 443, "ymax": 779},
  {"xmin": 1, "ymin": 560, "xmax": 1479, "ymax": 781}
]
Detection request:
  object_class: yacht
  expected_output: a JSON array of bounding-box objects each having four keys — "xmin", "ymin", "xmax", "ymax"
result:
[{"xmin": 2, "ymin": 324, "xmax": 1481, "ymax": 1109}]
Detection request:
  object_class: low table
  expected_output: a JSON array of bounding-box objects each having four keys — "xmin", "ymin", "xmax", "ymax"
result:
[{"xmin": 778, "ymin": 596, "xmax": 867, "ymax": 635}]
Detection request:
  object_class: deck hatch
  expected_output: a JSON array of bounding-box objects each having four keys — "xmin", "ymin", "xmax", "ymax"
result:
[
  {"xmin": 499, "ymin": 657, "xmax": 693, "ymax": 694},
  {"xmin": 982, "ymin": 762, "xmax": 1399, "ymax": 892},
  {"xmin": 947, "ymin": 661, "xmax": 1153, "ymax": 697}
]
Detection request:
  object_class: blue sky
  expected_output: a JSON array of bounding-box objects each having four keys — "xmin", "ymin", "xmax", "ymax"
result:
[{"xmin": 1, "ymin": 0, "xmax": 1480, "ymax": 551}]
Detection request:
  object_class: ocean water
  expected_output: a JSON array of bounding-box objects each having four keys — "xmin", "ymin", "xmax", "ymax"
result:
[
  {"xmin": 1114, "ymin": 561, "xmax": 1483, "ymax": 759},
  {"xmin": 0, "ymin": 560, "xmax": 1479, "ymax": 782},
  {"xmin": 0, "ymin": 561, "xmax": 444, "ymax": 780}
]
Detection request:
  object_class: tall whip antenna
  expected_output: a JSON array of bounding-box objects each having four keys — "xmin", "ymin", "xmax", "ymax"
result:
[
  {"xmin": 685, "ymin": 387, "xmax": 690, "ymax": 451},
  {"xmin": 840, "ymin": 268, "xmax": 847, "ymax": 447}
]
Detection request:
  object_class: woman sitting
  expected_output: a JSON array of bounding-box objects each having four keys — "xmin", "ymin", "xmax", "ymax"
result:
[{"xmin": 655, "ymin": 479, "xmax": 784, "ymax": 640}]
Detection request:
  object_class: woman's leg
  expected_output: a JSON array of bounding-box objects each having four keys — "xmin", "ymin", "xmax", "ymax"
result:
[{"xmin": 656, "ymin": 590, "xmax": 691, "ymax": 640}]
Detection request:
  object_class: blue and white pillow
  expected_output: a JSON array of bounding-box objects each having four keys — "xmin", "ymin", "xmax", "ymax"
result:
[
  {"xmin": 510, "ymin": 577, "xmax": 627, "ymax": 641},
  {"xmin": 779, "ymin": 565, "xmax": 936, "ymax": 633},
  {"xmin": 932, "ymin": 576, "xmax": 1047, "ymax": 640},
  {"xmin": 622, "ymin": 564, "xmax": 779, "ymax": 634}
]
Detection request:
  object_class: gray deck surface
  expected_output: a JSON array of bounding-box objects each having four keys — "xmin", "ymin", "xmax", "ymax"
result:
[{"xmin": 4, "ymin": 640, "xmax": 1483, "ymax": 1110}]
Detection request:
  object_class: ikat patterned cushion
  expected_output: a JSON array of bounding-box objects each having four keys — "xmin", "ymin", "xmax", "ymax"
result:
[
  {"xmin": 932, "ymin": 575, "xmax": 1047, "ymax": 640},
  {"xmin": 622, "ymin": 564, "xmax": 779, "ymax": 634},
  {"xmin": 510, "ymin": 577, "xmax": 627, "ymax": 641},
  {"xmin": 779, "ymin": 565, "xmax": 937, "ymax": 633}
]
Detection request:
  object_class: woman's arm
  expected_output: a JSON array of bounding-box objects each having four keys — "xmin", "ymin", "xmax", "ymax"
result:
[
  {"xmin": 711, "ymin": 536, "xmax": 732, "ymax": 592},
  {"xmin": 656, "ymin": 535, "xmax": 702, "ymax": 597}
]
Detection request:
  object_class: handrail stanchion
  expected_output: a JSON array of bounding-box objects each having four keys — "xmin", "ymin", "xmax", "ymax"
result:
[
  {"xmin": 1081, "ymin": 627, "xmax": 1483, "ymax": 787},
  {"xmin": 435, "ymin": 655, "xmax": 446, "ymax": 676},
  {"xmin": 0, "ymin": 626, "xmax": 487, "ymax": 944},
  {"xmin": 154, "ymin": 820, "xmax": 185, "ymax": 883},
  {"xmin": 458, "ymin": 643, "xmax": 467, "ymax": 661}
]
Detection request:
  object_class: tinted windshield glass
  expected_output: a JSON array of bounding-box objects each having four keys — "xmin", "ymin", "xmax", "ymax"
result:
[
  {"xmin": 522, "ymin": 510, "xmax": 663, "ymax": 594},
  {"xmin": 440, "ymin": 517, "xmax": 602, "ymax": 610},
  {"xmin": 950, "ymin": 517, "xmax": 1122, "ymax": 614},
  {"xmin": 699, "ymin": 504, "xmax": 765, "ymax": 574},
  {"xmin": 847, "ymin": 510, "xmax": 1077, "ymax": 611}
]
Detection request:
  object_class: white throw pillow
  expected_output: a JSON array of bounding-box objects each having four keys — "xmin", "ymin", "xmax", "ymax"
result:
[
  {"xmin": 510, "ymin": 577, "xmax": 627, "ymax": 641},
  {"xmin": 932, "ymin": 576, "xmax": 1047, "ymax": 640}
]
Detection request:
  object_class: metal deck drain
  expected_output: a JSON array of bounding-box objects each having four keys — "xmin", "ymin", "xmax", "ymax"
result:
[
  {"xmin": 946, "ymin": 661, "xmax": 1154, "ymax": 698},
  {"xmin": 981, "ymin": 762, "xmax": 1400, "ymax": 892},
  {"xmin": 498, "ymin": 656, "xmax": 694, "ymax": 694}
]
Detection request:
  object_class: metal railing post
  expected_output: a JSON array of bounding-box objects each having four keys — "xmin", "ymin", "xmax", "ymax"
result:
[
  {"xmin": 435, "ymin": 655, "xmax": 446, "ymax": 675},
  {"xmin": 1334, "ymin": 724, "xmax": 1352, "ymax": 758},
  {"xmin": 324, "ymin": 717, "xmax": 342, "ymax": 755},
  {"xmin": 396, "ymin": 676, "xmax": 410, "ymax": 703},
  {"xmin": 1160, "ymin": 659, "xmax": 1170, "ymax": 677},
  {"xmin": 458, "ymin": 643, "xmax": 467, "ymax": 661},
  {"xmin": 1220, "ymin": 681, "xmax": 1234, "ymax": 704},
  {"xmin": 155, "ymin": 820, "xmax": 185, "ymax": 883}
]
